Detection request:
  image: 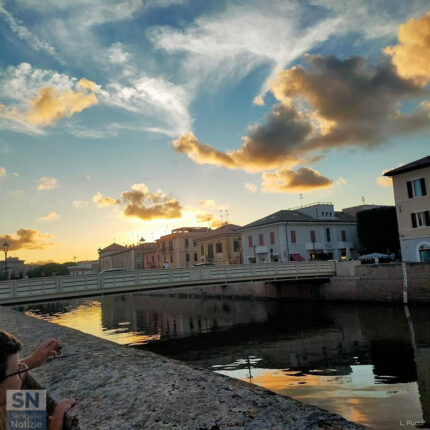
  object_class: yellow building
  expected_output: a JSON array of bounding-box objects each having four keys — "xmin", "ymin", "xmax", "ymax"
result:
[{"xmin": 196, "ymin": 224, "xmax": 242, "ymax": 265}]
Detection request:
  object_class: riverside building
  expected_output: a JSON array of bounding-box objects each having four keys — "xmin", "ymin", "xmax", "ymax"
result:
[
  {"xmin": 241, "ymin": 203, "xmax": 358, "ymax": 263},
  {"xmin": 384, "ymin": 155, "xmax": 430, "ymax": 262}
]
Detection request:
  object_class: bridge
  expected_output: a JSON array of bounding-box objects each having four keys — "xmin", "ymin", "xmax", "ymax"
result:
[{"xmin": 0, "ymin": 261, "xmax": 335, "ymax": 305}]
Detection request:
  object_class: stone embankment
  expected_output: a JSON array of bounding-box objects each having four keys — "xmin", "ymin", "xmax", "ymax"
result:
[{"xmin": 0, "ymin": 306, "xmax": 367, "ymax": 429}]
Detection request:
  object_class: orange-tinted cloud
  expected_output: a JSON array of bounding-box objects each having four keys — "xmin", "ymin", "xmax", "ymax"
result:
[
  {"xmin": 40, "ymin": 211, "xmax": 59, "ymax": 222},
  {"xmin": 92, "ymin": 192, "xmax": 120, "ymax": 208},
  {"xmin": 0, "ymin": 78, "xmax": 98, "ymax": 127},
  {"xmin": 121, "ymin": 183, "xmax": 182, "ymax": 221},
  {"xmin": 385, "ymin": 11, "xmax": 430, "ymax": 85},
  {"xmin": 37, "ymin": 177, "xmax": 58, "ymax": 190},
  {"xmin": 262, "ymin": 167, "xmax": 333, "ymax": 193},
  {"xmin": 377, "ymin": 170, "xmax": 393, "ymax": 187},
  {"xmin": 173, "ymin": 43, "xmax": 430, "ymax": 176},
  {"xmin": 0, "ymin": 229, "xmax": 53, "ymax": 251}
]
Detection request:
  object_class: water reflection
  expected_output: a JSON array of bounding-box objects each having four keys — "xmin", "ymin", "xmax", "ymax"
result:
[{"xmin": 18, "ymin": 293, "xmax": 430, "ymax": 430}]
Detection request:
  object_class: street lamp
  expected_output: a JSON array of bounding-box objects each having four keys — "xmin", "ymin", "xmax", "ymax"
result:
[{"xmin": 3, "ymin": 241, "xmax": 9, "ymax": 280}]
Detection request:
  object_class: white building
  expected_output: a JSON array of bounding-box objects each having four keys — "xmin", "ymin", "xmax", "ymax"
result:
[
  {"xmin": 241, "ymin": 202, "xmax": 358, "ymax": 263},
  {"xmin": 384, "ymin": 155, "xmax": 430, "ymax": 262}
]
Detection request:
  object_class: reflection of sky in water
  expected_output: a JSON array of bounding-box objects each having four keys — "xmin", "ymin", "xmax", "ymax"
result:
[
  {"xmin": 217, "ymin": 363, "xmax": 422, "ymax": 430},
  {"xmin": 20, "ymin": 295, "xmax": 429, "ymax": 430},
  {"xmin": 26, "ymin": 300, "xmax": 161, "ymax": 345}
]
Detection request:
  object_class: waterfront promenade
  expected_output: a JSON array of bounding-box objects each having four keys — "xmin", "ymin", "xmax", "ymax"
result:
[
  {"xmin": 0, "ymin": 305, "xmax": 366, "ymax": 429},
  {"xmin": 0, "ymin": 261, "xmax": 334, "ymax": 304}
]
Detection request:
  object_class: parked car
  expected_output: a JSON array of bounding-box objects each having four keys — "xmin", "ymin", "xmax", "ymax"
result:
[
  {"xmin": 192, "ymin": 262, "xmax": 215, "ymax": 267},
  {"xmin": 102, "ymin": 268, "xmax": 128, "ymax": 273}
]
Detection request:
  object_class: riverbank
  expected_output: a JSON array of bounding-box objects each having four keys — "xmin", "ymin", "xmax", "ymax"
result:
[{"xmin": 0, "ymin": 306, "xmax": 367, "ymax": 429}]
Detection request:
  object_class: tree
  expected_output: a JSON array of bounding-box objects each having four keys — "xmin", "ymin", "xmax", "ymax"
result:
[
  {"xmin": 357, "ymin": 207, "xmax": 400, "ymax": 255},
  {"xmin": 27, "ymin": 262, "xmax": 73, "ymax": 278}
]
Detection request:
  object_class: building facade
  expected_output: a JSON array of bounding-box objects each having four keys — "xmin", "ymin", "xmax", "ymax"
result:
[
  {"xmin": 196, "ymin": 224, "xmax": 242, "ymax": 265},
  {"xmin": 0, "ymin": 257, "xmax": 25, "ymax": 279},
  {"xmin": 384, "ymin": 156, "xmax": 430, "ymax": 262},
  {"xmin": 156, "ymin": 227, "xmax": 211, "ymax": 268},
  {"xmin": 241, "ymin": 203, "xmax": 358, "ymax": 263},
  {"xmin": 98, "ymin": 243, "xmax": 149, "ymax": 271}
]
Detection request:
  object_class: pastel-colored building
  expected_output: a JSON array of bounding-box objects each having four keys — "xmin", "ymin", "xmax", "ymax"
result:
[
  {"xmin": 241, "ymin": 203, "xmax": 358, "ymax": 263},
  {"xmin": 384, "ymin": 155, "xmax": 430, "ymax": 262},
  {"xmin": 156, "ymin": 227, "xmax": 211, "ymax": 268},
  {"xmin": 196, "ymin": 224, "xmax": 242, "ymax": 265},
  {"xmin": 98, "ymin": 242, "xmax": 155, "ymax": 271}
]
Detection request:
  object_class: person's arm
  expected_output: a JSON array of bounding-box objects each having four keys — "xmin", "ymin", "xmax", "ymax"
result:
[
  {"xmin": 21, "ymin": 339, "xmax": 60, "ymax": 369},
  {"xmin": 48, "ymin": 399, "xmax": 76, "ymax": 430}
]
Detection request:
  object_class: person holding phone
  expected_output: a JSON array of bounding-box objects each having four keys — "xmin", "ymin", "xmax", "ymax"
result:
[{"xmin": 0, "ymin": 330, "xmax": 76, "ymax": 430}]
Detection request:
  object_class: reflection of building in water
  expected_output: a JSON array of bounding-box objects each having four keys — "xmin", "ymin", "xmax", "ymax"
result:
[{"xmin": 100, "ymin": 294, "xmax": 275, "ymax": 340}]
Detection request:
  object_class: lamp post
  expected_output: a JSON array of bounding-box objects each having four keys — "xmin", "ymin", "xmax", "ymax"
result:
[{"xmin": 3, "ymin": 241, "xmax": 9, "ymax": 280}]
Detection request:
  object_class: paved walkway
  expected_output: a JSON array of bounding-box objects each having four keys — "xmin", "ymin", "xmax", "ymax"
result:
[{"xmin": 0, "ymin": 306, "xmax": 368, "ymax": 429}]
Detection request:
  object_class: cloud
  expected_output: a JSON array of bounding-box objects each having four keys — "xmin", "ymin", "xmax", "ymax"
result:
[
  {"xmin": 0, "ymin": 83, "xmax": 98, "ymax": 127},
  {"xmin": 37, "ymin": 177, "xmax": 59, "ymax": 190},
  {"xmin": 174, "ymin": 49, "xmax": 430, "ymax": 175},
  {"xmin": 72, "ymin": 200, "xmax": 89, "ymax": 208},
  {"xmin": 377, "ymin": 170, "xmax": 393, "ymax": 187},
  {"xmin": 385, "ymin": 11, "xmax": 430, "ymax": 85},
  {"xmin": 262, "ymin": 167, "xmax": 333, "ymax": 193},
  {"xmin": 121, "ymin": 183, "xmax": 182, "ymax": 221},
  {"xmin": 0, "ymin": 64, "xmax": 98, "ymax": 131},
  {"xmin": 92, "ymin": 192, "xmax": 120, "ymax": 208},
  {"xmin": 0, "ymin": 166, "xmax": 6, "ymax": 177},
  {"xmin": 106, "ymin": 42, "xmax": 130, "ymax": 64},
  {"xmin": 9, "ymin": 189, "xmax": 24, "ymax": 196},
  {"xmin": 0, "ymin": 229, "xmax": 53, "ymax": 251},
  {"xmin": 199, "ymin": 200, "xmax": 216, "ymax": 209},
  {"xmin": 245, "ymin": 183, "xmax": 257, "ymax": 193},
  {"xmin": 253, "ymin": 96, "xmax": 265, "ymax": 106},
  {"xmin": 336, "ymin": 177, "xmax": 347, "ymax": 186},
  {"xmin": 40, "ymin": 211, "xmax": 59, "ymax": 222},
  {"xmin": 0, "ymin": 4, "xmax": 56, "ymax": 56},
  {"xmin": 195, "ymin": 212, "xmax": 223, "ymax": 228}
]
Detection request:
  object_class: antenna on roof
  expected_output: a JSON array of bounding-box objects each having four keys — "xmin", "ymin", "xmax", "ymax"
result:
[
  {"xmin": 219, "ymin": 209, "xmax": 224, "ymax": 225},
  {"xmin": 362, "ymin": 196, "xmax": 365, "ymax": 204},
  {"xmin": 299, "ymin": 194, "xmax": 303, "ymax": 208},
  {"xmin": 225, "ymin": 209, "xmax": 229, "ymax": 225}
]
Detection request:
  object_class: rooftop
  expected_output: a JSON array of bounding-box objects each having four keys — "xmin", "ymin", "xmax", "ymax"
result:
[
  {"xmin": 383, "ymin": 155, "xmax": 430, "ymax": 176},
  {"xmin": 242, "ymin": 208, "xmax": 355, "ymax": 229},
  {"xmin": 196, "ymin": 224, "xmax": 241, "ymax": 240}
]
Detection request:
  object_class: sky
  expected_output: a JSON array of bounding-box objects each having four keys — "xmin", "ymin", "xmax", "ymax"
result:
[{"xmin": 1, "ymin": 0, "xmax": 430, "ymax": 263}]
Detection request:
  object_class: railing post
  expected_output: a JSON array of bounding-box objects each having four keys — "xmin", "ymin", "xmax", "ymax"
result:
[{"xmin": 11, "ymin": 280, "xmax": 16, "ymax": 299}]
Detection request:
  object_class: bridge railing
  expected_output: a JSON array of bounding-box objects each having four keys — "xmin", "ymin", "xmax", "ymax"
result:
[{"xmin": 0, "ymin": 261, "xmax": 335, "ymax": 303}]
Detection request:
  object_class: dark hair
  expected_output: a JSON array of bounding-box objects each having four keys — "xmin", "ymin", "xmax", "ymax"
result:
[{"xmin": 0, "ymin": 331, "xmax": 22, "ymax": 382}]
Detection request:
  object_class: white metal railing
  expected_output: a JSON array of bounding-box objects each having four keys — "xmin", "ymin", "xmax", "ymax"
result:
[{"xmin": 0, "ymin": 261, "xmax": 335, "ymax": 303}]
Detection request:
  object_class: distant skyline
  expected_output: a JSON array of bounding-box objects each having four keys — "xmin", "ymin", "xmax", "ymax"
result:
[{"xmin": 1, "ymin": 0, "xmax": 430, "ymax": 263}]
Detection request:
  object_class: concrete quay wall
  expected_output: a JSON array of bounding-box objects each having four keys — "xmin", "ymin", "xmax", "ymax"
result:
[
  {"xmin": 0, "ymin": 306, "xmax": 366, "ymax": 430},
  {"xmin": 152, "ymin": 262, "xmax": 430, "ymax": 303}
]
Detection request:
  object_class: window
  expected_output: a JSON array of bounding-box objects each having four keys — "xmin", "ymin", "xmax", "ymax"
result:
[
  {"xmin": 233, "ymin": 239, "xmax": 240, "ymax": 252},
  {"xmin": 310, "ymin": 230, "xmax": 316, "ymax": 242},
  {"xmin": 208, "ymin": 243, "xmax": 214, "ymax": 258},
  {"xmin": 248, "ymin": 236, "xmax": 253, "ymax": 247},
  {"xmin": 152, "ymin": 255, "xmax": 154, "ymax": 263},
  {"xmin": 194, "ymin": 253, "xmax": 198, "ymax": 262},
  {"xmin": 259, "ymin": 233, "xmax": 264, "ymax": 246},
  {"xmin": 411, "ymin": 211, "xmax": 430, "ymax": 228},
  {"xmin": 185, "ymin": 238, "xmax": 189, "ymax": 247},
  {"xmin": 341, "ymin": 230, "xmax": 347, "ymax": 241},
  {"xmin": 216, "ymin": 242, "xmax": 223, "ymax": 253},
  {"xmin": 193, "ymin": 240, "xmax": 196, "ymax": 247},
  {"xmin": 407, "ymin": 178, "xmax": 427, "ymax": 198},
  {"xmin": 168, "ymin": 240, "xmax": 173, "ymax": 251},
  {"xmin": 326, "ymin": 228, "xmax": 331, "ymax": 242},
  {"xmin": 200, "ymin": 245, "xmax": 204, "ymax": 255},
  {"xmin": 270, "ymin": 232, "xmax": 275, "ymax": 245},
  {"xmin": 170, "ymin": 255, "xmax": 173, "ymax": 263},
  {"xmin": 291, "ymin": 230, "xmax": 296, "ymax": 243},
  {"xmin": 186, "ymin": 253, "xmax": 190, "ymax": 262}
]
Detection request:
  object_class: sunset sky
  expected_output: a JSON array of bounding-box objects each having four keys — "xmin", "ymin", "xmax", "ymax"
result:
[{"xmin": 1, "ymin": 0, "xmax": 430, "ymax": 263}]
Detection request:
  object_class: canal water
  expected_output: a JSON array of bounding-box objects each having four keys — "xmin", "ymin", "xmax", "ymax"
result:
[{"xmin": 16, "ymin": 292, "xmax": 429, "ymax": 430}]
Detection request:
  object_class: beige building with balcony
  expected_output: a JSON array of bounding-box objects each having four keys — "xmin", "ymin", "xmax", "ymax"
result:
[
  {"xmin": 156, "ymin": 227, "xmax": 211, "ymax": 268},
  {"xmin": 196, "ymin": 224, "xmax": 242, "ymax": 265},
  {"xmin": 384, "ymin": 155, "xmax": 430, "ymax": 262}
]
